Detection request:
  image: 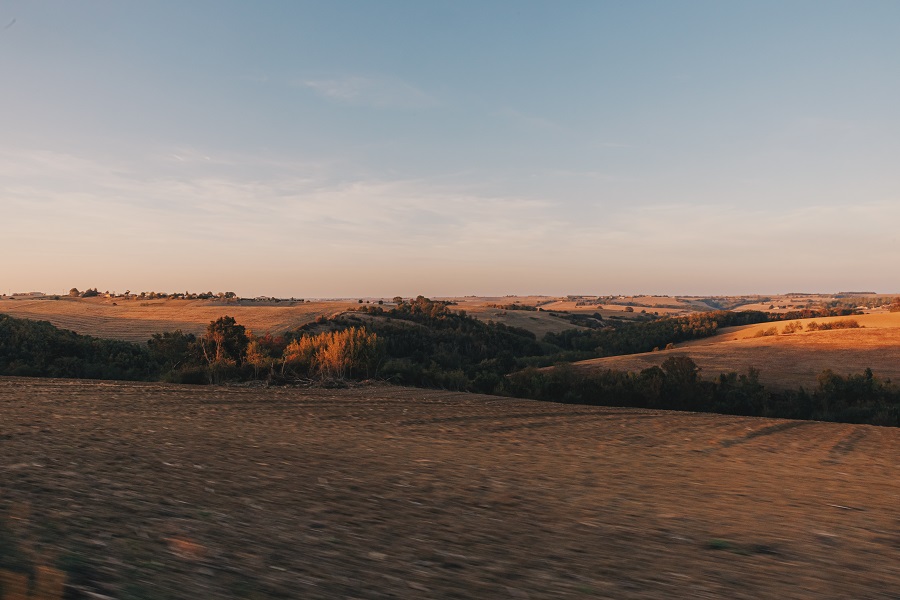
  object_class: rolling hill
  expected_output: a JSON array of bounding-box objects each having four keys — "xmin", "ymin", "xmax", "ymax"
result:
[
  {"xmin": 572, "ymin": 312, "xmax": 900, "ymax": 389},
  {"xmin": 0, "ymin": 297, "xmax": 360, "ymax": 342}
]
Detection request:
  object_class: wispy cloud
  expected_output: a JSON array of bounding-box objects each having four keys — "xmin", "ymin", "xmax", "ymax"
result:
[
  {"xmin": 591, "ymin": 141, "xmax": 633, "ymax": 149},
  {"xmin": 4, "ymin": 146, "xmax": 898, "ymax": 296},
  {"xmin": 301, "ymin": 75, "xmax": 436, "ymax": 109},
  {"xmin": 0, "ymin": 147, "xmax": 559, "ymax": 256},
  {"xmin": 497, "ymin": 108, "xmax": 561, "ymax": 132}
]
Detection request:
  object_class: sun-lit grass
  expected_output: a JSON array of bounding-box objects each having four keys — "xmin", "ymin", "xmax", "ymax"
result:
[
  {"xmin": 0, "ymin": 297, "xmax": 361, "ymax": 342},
  {"xmin": 574, "ymin": 312, "xmax": 900, "ymax": 389}
]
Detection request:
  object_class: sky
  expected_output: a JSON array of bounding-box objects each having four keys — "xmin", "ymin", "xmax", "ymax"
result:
[{"xmin": 2, "ymin": 1, "xmax": 900, "ymax": 298}]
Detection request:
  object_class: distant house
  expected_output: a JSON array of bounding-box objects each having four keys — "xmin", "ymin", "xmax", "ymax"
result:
[{"xmin": 11, "ymin": 292, "xmax": 45, "ymax": 297}]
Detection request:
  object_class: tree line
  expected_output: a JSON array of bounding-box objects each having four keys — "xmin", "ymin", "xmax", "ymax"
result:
[
  {"xmin": 544, "ymin": 310, "xmax": 771, "ymax": 354},
  {"xmin": 146, "ymin": 317, "xmax": 381, "ymax": 384},
  {"xmin": 0, "ymin": 314, "xmax": 154, "ymax": 380},
  {"xmin": 505, "ymin": 359, "xmax": 898, "ymax": 426},
  {"xmin": 1, "ymin": 298, "xmax": 896, "ymax": 427}
]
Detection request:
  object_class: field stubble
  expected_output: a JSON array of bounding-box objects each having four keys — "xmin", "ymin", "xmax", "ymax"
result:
[{"xmin": 1, "ymin": 377, "xmax": 897, "ymax": 599}]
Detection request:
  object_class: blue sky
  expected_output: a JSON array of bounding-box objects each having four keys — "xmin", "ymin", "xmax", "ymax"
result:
[{"xmin": 3, "ymin": 1, "xmax": 899, "ymax": 297}]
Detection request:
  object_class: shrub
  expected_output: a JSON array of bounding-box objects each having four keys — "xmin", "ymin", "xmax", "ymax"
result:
[
  {"xmin": 781, "ymin": 321, "xmax": 803, "ymax": 334},
  {"xmin": 282, "ymin": 327, "xmax": 380, "ymax": 380},
  {"xmin": 754, "ymin": 327, "xmax": 778, "ymax": 337},
  {"xmin": 807, "ymin": 320, "xmax": 861, "ymax": 332}
]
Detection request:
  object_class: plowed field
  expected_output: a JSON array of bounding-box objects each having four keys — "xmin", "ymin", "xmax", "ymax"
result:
[{"xmin": 1, "ymin": 377, "xmax": 898, "ymax": 599}]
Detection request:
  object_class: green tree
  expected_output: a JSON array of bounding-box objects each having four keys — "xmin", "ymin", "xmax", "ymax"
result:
[
  {"xmin": 200, "ymin": 316, "xmax": 249, "ymax": 381},
  {"xmin": 147, "ymin": 330, "xmax": 198, "ymax": 372},
  {"xmin": 661, "ymin": 355, "xmax": 702, "ymax": 410}
]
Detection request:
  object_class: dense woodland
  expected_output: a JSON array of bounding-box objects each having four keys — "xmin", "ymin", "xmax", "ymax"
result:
[
  {"xmin": 1, "ymin": 297, "xmax": 896, "ymax": 426},
  {"xmin": 0, "ymin": 315, "xmax": 154, "ymax": 380},
  {"xmin": 545, "ymin": 310, "xmax": 771, "ymax": 354},
  {"xmin": 506, "ymin": 360, "xmax": 899, "ymax": 426}
]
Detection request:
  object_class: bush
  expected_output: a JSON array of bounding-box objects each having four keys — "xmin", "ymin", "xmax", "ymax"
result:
[
  {"xmin": 807, "ymin": 320, "xmax": 861, "ymax": 332},
  {"xmin": 283, "ymin": 327, "xmax": 380, "ymax": 380},
  {"xmin": 781, "ymin": 321, "xmax": 803, "ymax": 334}
]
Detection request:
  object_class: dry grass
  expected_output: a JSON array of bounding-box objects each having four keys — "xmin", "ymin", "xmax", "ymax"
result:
[
  {"xmin": 0, "ymin": 296, "xmax": 590, "ymax": 342},
  {"xmin": 533, "ymin": 299, "xmax": 683, "ymax": 315},
  {"xmin": 451, "ymin": 301, "xmax": 586, "ymax": 338},
  {"xmin": 450, "ymin": 296, "xmax": 656, "ymax": 338},
  {"xmin": 678, "ymin": 312, "xmax": 900, "ymax": 346},
  {"xmin": 0, "ymin": 297, "xmax": 361, "ymax": 342},
  {"xmin": 574, "ymin": 312, "xmax": 900, "ymax": 389},
  {"xmin": 731, "ymin": 293, "xmax": 890, "ymax": 312}
]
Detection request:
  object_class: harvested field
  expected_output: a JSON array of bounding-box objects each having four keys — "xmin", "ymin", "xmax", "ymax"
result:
[
  {"xmin": 1, "ymin": 377, "xmax": 898, "ymax": 599},
  {"xmin": 0, "ymin": 298, "xmax": 361, "ymax": 342}
]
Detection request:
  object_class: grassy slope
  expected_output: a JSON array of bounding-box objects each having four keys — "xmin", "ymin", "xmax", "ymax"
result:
[
  {"xmin": 572, "ymin": 312, "xmax": 900, "ymax": 389},
  {"xmin": 449, "ymin": 296, "xmax": 655, "ymax": 338}
]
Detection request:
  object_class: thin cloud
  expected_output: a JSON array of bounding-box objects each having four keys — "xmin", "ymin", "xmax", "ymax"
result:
[
  {"xmin": 5, "ymin": 146, "xmax": 898, "ymax": 295},
  {"xmin": 0, "ymin": 148, "xmax": 560, "ymax": 255},
  {"xmin": 163, "ymin": 148, "xmax": 223, "ymax": 165},
  {"xmin": 592, "ymin": 141, "xmax": 633, "ymax": 149},
  {"xmin": 497, "ymin": 108, "xmax": 561, "ymax": 132},
  {"xmin": 300, "ymin": 75, "xmax": 436, "ymax": 108}
]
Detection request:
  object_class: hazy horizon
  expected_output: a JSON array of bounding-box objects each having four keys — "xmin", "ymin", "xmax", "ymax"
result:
[
  {"xmin": 4, "ymin": 1, "xmax": 900, "ymax": 297},
  {"xmin": 5, "ymin": 287, "xmax": 897, "ymax": 301}
]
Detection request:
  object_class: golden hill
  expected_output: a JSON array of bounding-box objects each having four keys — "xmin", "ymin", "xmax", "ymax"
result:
[
  {"xmin": 0, "ymin": 297, "xmax": 360, "ymax": 342},
  {"xmin": 0, "ymin": 295, "xmax": 630, "ymax": 342},
  {"xmin": 571, "ymin": 312, "xmax": 900, "ymax": 389}
]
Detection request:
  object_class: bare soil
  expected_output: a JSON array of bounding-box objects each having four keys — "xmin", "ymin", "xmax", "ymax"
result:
[{"xmin": 1, "ymin": 377, "xmax": 898, "ymax": 599}]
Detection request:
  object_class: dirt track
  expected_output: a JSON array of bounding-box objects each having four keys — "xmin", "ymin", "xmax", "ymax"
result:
[{"xmin": 1, "ymin": 377, "xmax": 898, "ymax": 599}]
